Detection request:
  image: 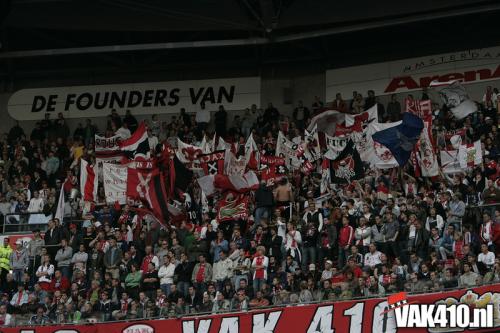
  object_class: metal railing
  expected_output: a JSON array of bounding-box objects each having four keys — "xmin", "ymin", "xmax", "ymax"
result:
[{"xmin": 2, "ymin": 213, "xmax": 51, "ymax": 234}]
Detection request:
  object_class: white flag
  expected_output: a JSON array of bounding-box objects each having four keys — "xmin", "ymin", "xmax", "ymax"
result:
[
  {"xmin": 304, "ymin": 124, "xmax": 321, "ymax": 162},
  {"xmin": 103, "ymin": 163, "xmax": 128, "ymax": 204},
  {"xmin": 458, "ymin": 140, "xmax": 482, "ymax": 169},
  {"xmin": 430, "ymin": 80, "xmax": 477, "ymax": 119},
  {"xmin": 440, "ymin": 150, "xmax": 463, "ymax": 174},
  {"xmin": 417, "ymin": 118, "xmax": 439, "ymax": 177},
  {"xmin": 54, "ymin": 182, "xmax": 66, "ymax": 222}
]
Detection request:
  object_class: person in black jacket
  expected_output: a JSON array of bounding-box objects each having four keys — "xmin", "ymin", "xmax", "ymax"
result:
[
  {"xmin": 264, "ymin": 227, "xmax": 283, "ymax": 263},
  {"xmin": 43, "ymin": 219, "xmax": 61, "ymax": 261},
  {"xmin": 174, "ymin": 253, "xmax": 193, "ymax": 297},
  {"xmin": 254, "ymin": 182, "xmax": 274, "ymax": 228},
  {"xmin": 185, "ymin": 285, "xmax": 202, "ymax": 312}
]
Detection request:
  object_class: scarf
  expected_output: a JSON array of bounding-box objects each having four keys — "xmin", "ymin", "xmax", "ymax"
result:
[
  {"xmin": 255, "ymin": 256, "xmax": 264, "ymax": 279},
  {"xmin": 196, "ymin": 264, "xmax": 206, "ymax": 283}
]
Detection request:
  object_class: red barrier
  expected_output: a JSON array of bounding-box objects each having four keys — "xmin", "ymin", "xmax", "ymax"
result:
[{"xmin": 3, "ymin": 284, "xmax": 500, "ymax": 333}]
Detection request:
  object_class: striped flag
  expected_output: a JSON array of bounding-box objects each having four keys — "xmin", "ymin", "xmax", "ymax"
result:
[{"xmin": 80, "ymin": 159, "xmax": 98, "ymax": 202}]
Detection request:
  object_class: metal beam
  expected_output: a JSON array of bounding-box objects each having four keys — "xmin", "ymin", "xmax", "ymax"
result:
[{"xmin": 1, "ymin": 2, "xmax": 500, "ymax": 59}]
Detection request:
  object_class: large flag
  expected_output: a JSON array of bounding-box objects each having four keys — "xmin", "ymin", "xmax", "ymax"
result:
[
  {"xmin": 197, "ymin": 171, "xmax": 259, "ymax": 196},
  {"xmin": 276, "ymin": 131, "xmax": 304, "ymax": 169},
  {"xmin": 304, "ymin": 124, "xmax": 321, "ymax": 162},
  {"xmin": 358, "ymin": 120, "xmax": 401, "ymax": 169},
  {"xmin": 171, "ymin": 156, "xmax": 193, "ymax": 193},
  {"xmin": 416, "ymin": 116, "xmax": 439, "ymax": 177},
  {"xmin": 430, "ymin": 80, "xmax": 478, "ymax": 119},
  {"xmin": 345, "ymin": 104, "xmax": 378, "ymax": 127},
  {"xmin": 324, "ymin": 134, "xmax": 348, "ymax": 160},
  {"xmin": 328, "ymin": 140, "xmax": 364, "ymax": 184},
  {"xmin": 216, "ymin": 192, "xmax": 249, "ymax": 223},
  {"xmin": 199, "ymin": 151, "xmax": 225, "ymax": 175},
  {"xmin": 458, "ymin": 140, "xmax": 482, "ymax": 169},
  {"xmin": 440, "ymin": 150, "xmax": 463, "ymax": 174},
  {"xmin": 405, "ymin": 98, "xmax": 432, "ymax": 118},
  {"xmin": 95, "ymin": 133, "xmax": 122, "ymax": 160},
  {"xmin": 119, "ymin": 122, "xmax": 150, "ymax": 159},
  {"xmin": 307, "ymin": 109, "xmax": 345, "ymax": 136},
  {"xmin": 103, "ymin": 163, "xmax": 128, "ymax": 204},
  {"xmin": 176, "ymin": 138, "xmax": 204, "ymax": 163},
  {"xmin": 80, "ymin": 159, "xmax": 98, "ymax": 202},
  {"xmin": 127, "ymin": 168, "xmax": 169, "ymax": 222},
  {"xmin": 224, "ymin": 150, "xmax": 246, "ymax": 176},
  {"xmin": 260, "ymin": 155, "xmax": 286, "ymax": 185},
  {"xmin": 244, "ymin": 133, "xmax": 259, "ymax": 170},
  {"xmin": 372, "ymin": 112, "xmax": 424, "ymax": 166}
]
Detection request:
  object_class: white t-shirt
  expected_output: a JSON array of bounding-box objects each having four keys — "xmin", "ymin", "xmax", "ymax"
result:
[
  {"xmin": 364, "ymin": 251, "xmax": 382, "ymax": 267},
  {"xmin": 196, "ymin": 109, "xmax": 210, "ymax": 123},
  {"xmin": 478, "ymin": 251, "xmax": 495, "ymax": 267}
]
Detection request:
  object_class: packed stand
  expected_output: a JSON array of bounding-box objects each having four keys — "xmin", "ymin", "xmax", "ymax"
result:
[{"xmin": 0, "ymin": 86, "xmax": 498, "ymax": 326}]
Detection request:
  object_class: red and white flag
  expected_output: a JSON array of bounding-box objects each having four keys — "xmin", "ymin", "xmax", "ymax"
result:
[
  {"xmin": 80, "ymin": 159, "xmax": 98, "ymax": 202},
  {"xmin": 216, "ymin": 192, "xmax": 249, "ymax": 222},
  {"xmin": 244, "ymin": 133, "xmax": 259, "ymax": 170},
  {"xmin": 119, "ymin": 122, "xmax": 150, "ymax": 159},
  {"xmin": 224, "ymin": 150, "xmax": 247, "ymax": 176},
  {"xmin": 458, "ymin": 140, "xmax": 482, "ymax": 168},
  {"xmin": 416, "ymin": 115, "xmax": 439, "ymax": 177},
  {"xmin": 197, "ymin": 171, "xmax": 259, "ymax": 196},
  {"xmin": 176, "ymin": 138, "xmax": 204, "ymax": 163}
]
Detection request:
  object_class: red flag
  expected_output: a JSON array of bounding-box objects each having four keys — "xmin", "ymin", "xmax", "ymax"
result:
[
  {"xmin": 216, "ymin": 192, "xmax": 249, "ymax": 222},
  {"xmin": 80, "ymin": 159, "xmax": 97, "ymax": 202},
  {"xmin": 405, "ymin": 98, "xmax": 432, "ymax": 118},
  {"xmin": 127, "ymin": 168, "xmax": 169, "ymax": 222}
]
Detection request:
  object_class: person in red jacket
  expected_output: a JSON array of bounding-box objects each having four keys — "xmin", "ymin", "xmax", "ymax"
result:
[
  {"xmin": 338, "ymin": 216, "xmax": 354, "ymax": 268},
  {"xmin": 49, "ymin": 270, "xmax": 70, "ymax": 294}
]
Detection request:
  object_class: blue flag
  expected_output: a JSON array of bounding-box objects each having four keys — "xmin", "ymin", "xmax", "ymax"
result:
[{"xmin": 372, "ymin": 112, "xmax": 424, "ymax": 166}]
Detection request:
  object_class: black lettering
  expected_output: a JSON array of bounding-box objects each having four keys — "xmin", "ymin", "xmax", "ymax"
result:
[
  {"xmin": 142, "ymin": 90, "xmax": 154, "ymax": 107},
  {"xmin": 46, "ymin": 95, "xmax": 58, "ymax": 112},
  {"xmin": 168, "ymin": 88, "xmax": 180, "ymax": 106},
  {"xmin": 154, "ymin": 89, "xmax": 168, "ymax": 107},
  {"xmin": 110, "ymin": 91, "xmax": 127, "ymax": 109},
  {"xmin": 127, "ymin": 90, "xmax": 142, "ymax": 108},
  {"xmin": 94, "ymin": 92, "xmax": 110, "ymax": 110},
  {"xmin": 31, "ymin": 96, "xmax": 46, "ymax": 112},
  {"xmin": 201, "ymin": 87, "xmax": 215, "ymax": 104},
  {"xmin": 189, "ymin": 87, "xmax": 204, "ymax": 104},
  {"xmin": 76, "ymin": 93, "xmax": 93, "ymax": 111},
  {"xmin": 65, "ymin": 94, "xmax": 76, "ymax": 111},
  {"xmin": 217, "ymin": 85, "xmax": 235, "ymax": 103}
]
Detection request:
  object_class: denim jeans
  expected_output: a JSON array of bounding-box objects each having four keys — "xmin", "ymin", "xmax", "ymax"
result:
[
  {"xmin": 161, "ymin": 283, "xmax": 172, "ymax": 297},
  {"xmin": 253, "ymin": 278, "xmax": 265, "ymax": 293},
  {"xmin": 177, "ymin": 281, "xmax": 190, "ymax": 297},
  {"xmin": 302, "ymin": 246, "xmax": 317, "ymax": 270},
  {"xmin": 12, "ymin": 269, "xmax": 24, "ymax": 283},
  {"xmin": 254, "ymin": 207, "xmax": 270, "ymax": 227}
]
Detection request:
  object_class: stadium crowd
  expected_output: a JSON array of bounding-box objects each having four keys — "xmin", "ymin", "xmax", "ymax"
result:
[{"xmin": 0, "ymin": 86, "xmax": 498, "ymax": 326}]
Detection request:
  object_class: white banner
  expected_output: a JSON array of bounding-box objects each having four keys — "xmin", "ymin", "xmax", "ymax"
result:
[
  {"xmin": 8, "ymin": 77, "xmax": 261, "ymax": 120},
  {"xmin": 326, "ymin": 46, "xmax": 500, "ymax": 99},
  {"xmin": 440, "ymin": 150, "xmax": 463, "ymax": 174},
  {"xmin": 95, "ymin": 134, "xmax": 121, "ymax": 152},
  {"xmin": 102, "ymin": 163, "xmax": 128, "ymax": 204}
]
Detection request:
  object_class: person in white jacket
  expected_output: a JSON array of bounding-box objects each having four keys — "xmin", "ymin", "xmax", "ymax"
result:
[
  {"xmin": 355, "ymin": 217, "xmax": 372, "ymax": 255},
  {"xmin": 157, "ymin": 256, "xmax": 176, "ymax": 297},
  {"xmin": 212, "ymin": 251, "xmax": 234, "ymax": 291},
  {"xmin": 425, "ymin": 208, "xmax": 444, "ymax": 235}
]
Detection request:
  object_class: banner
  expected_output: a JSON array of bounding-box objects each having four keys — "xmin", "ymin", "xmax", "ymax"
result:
[
  {"xmin": 458, "ymin": 140, "xmax": 483, "ymax": 169},
  {"xmin": 199, "ymin": 151, "xmax": 225, "ymax": 176},
  {"xmin": 304, "ymin": 124, "xmax": 321, "ymax": 162},
  {"xmin": 95, "ymin": 134, "xmax": 121, "ymax": 153},
  {"xmin": 440, "ymin": 150, "xmax": 463, "ymax": 174},
  {"xmin": 260, "ymin": 155, "xmax": 286, "ymax": 186},
  {"xmin": 416, "ymin": 116, "xmax": 439, "ymax": 177},
  {"xmin": 224, "ymin": 150, "xmax": 247, "ymax": 176},
  {"xmin": 102, "ymin": 163, "xmax": 128, "ymax": 204},
  {"xmin": 4, "ymin": 284, "xmax": 500, "ymax": 333},
  {"xmin": 216, "ymin": 192, "xmax": 249, "ymax": 222},
  {"xmin": 328, "ymin": 140, "xmax": 364, "ymax": 184},
  {"xmin": 324, "ymin": 134, "xmax": 348, "ymax": 159},
  {"xmin": 80, "ymin": 159, "xmax": 98, "ymax": 202},
  {"xmin": 276, "ymin": 131, "xmax": 304, "ymax": 169},
  {"xmin": 8, "ymin": 77, "xmax": 261, "ymax": 120},
  {"xmin": 431, "ymin": 80, "xmax": 478, "ymax": 119},
  {"xmin": 326, "ymin": 46, "xmax": 500, "ymax": 98},
  {"xmin": 405, "ymin": 98, "xmax": 432, "ymax": 118}
]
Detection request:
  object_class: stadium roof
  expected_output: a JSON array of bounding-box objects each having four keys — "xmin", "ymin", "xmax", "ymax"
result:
[{"xmin": 1, "ymin": 0, "xmax": 500, "ymax": 80}]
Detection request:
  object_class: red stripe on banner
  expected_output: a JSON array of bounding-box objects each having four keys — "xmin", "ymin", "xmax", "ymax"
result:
[
  {"xmin": 83, "ymin": 163, "xmax": 95, "ymax": 202},
  {"xmin": 3, "ymin": 284, "xmax": 500, "ymax": 333}
]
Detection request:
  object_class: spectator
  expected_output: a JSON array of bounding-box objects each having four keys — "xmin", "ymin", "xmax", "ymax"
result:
[
  {"xmin": 54, "ymin": 239, "xmax": 73, "ymax": 279},
  {"xmin": 9, "ymin": 240, "xmax": 28, "ymax": 284},
  {"xmin": 158, "ymin": 256, "xmax": 176, "ymax": 297}
]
